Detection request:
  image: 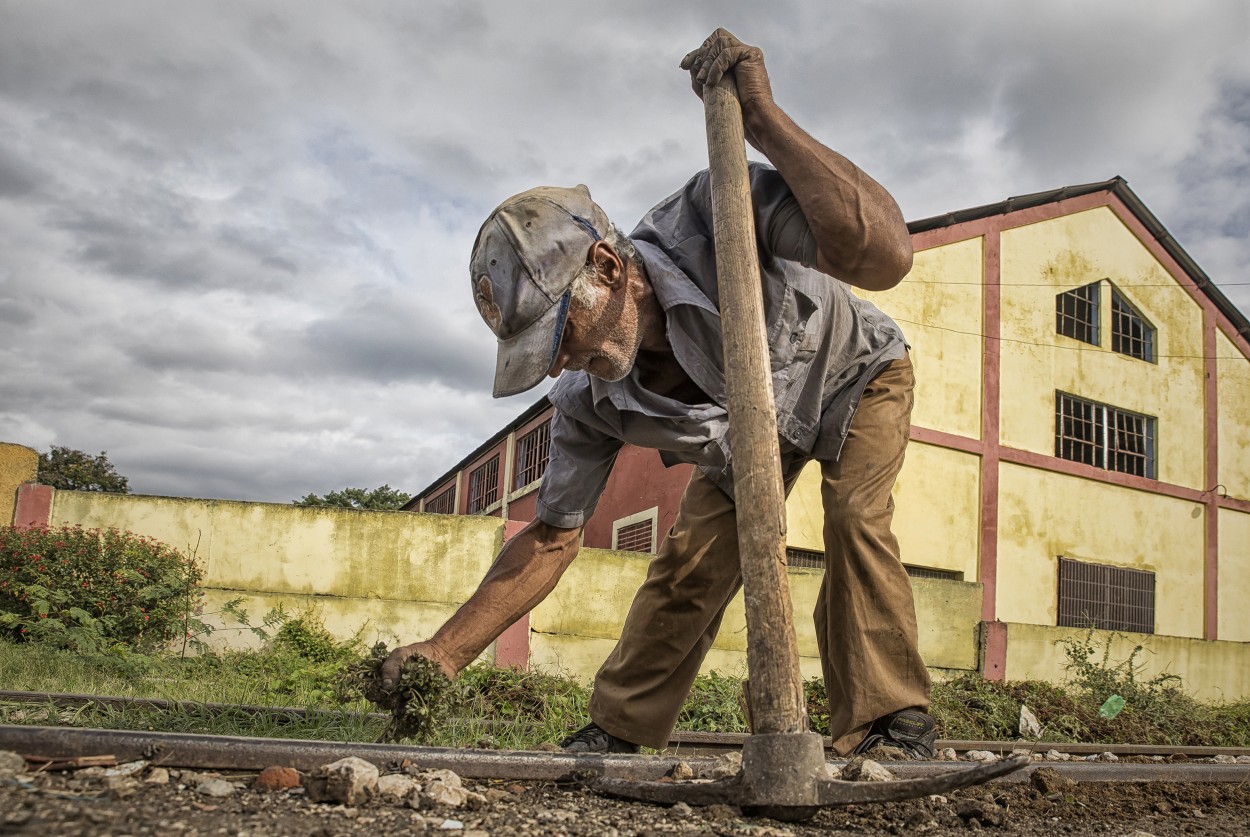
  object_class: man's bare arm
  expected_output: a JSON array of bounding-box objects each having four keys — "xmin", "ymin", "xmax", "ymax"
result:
[
  {"xmin": 380, "ymin": 519, "xmax": 583, "ymax": 686},
  {"xmin": 681, "ymin": 29, "xmax": 913, "ymax": 292}
]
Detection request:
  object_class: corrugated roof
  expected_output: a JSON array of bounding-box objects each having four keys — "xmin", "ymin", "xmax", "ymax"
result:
[{"xmin": 406, "ymin": 177, "xmax": 1248, "ymax": 505}]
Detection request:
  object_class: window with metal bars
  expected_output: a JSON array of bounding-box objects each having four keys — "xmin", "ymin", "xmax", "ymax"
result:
[
  {"xmin": 466, "ymin": 455, "xmax": 500, "ymax": 514},
  {"xmin": 614, "ymin": 519, "xmax": 655, "ymax": 553},
  {"xmin": 1056, "ymin": 281, "xmax": 1100, "ymax": 345},
  {"xmin": 513, "ymin": 421, "xmax": 551, "ymax": 489},
  {"xmin": 1110, "ymin": 289, "xmax": 1155, "ymax": 362},
  {"xmin": 904, "ymin": 565, "xmax": 964, "ymax": 581},
  {"xmin": 423, "ymin": 486, "xmax": 455, "ymax": 515},
  {"xmin": 783, "ymin": 548, "xmax": 961, "ymax": 581},
  {"xmin": 1057, "ymin": 557, "xmax": 1155, "ymax": 634},
  {"xmin": 1055, "ymin": 392, "xmax": 1156, "ymax": 478},
  {"xmin": 786, "ymin": 547, "xmax": 825, "ymax": 570}
]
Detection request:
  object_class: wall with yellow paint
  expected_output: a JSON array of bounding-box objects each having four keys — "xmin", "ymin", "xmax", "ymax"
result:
[
  {"xmin": 1004, "ymin": 623, "xmax": 1250, "ymax": 703},
  {"xmin": 48, "ymin": 491, "xmax": 504, "ymax": 607},
  {"xmin": 996, "ymin": 463, "xmax": 1205, "ymax": 637},
  {"xmin": 785, "ymin": 443, "xmax": 981, "ymax": 581},
  {"xmin": 998, "ymin": 208, "xmax": 1206, "ymax": 490},
  {"xmin": 0, "ymin": 442, "xmax": 38, "ymax": 525},
  {"xmin": 530, "ymin": 550, "xmax": 984, "ymax": 681},
  {"xmin": 1218, "ymin": 509, "xmax": 1250, "ymax": 643},
  {"xmin": 858, "ymin": 237, "xmax": 985, "ymax": 441},
  {"xmin": 43, "ymin": 488, "xmax": 984, "ymax": 683},
  {"xmin": 1217, "ymin": 330, "xmax": 1250, "ymax": 500}
]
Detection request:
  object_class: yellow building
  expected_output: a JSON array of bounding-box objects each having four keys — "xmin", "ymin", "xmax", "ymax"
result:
[{"xmin": 785, "ymin": 177, "xmax": 1250, "ymax": 694}]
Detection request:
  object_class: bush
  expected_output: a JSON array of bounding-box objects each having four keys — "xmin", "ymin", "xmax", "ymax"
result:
[{"xmin": 0, "ymin": 525, "xmax": 203, "ymax": 653}]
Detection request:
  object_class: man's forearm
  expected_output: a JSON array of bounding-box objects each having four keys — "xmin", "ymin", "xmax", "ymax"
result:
[
  {"xmin": 425, "ymin": 519, "xmax": 582, "ymax": 673},
  {"xmin": 744, "ymin": 100, "xmax": 913, "ymax": 291}
]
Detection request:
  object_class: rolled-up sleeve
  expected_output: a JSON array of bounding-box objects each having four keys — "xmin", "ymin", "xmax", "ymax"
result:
[
  {"xmin": 749, "ymin": 164, "xmax": 821, "ymax": 270},
  {"xmin": 535, "ymin": 408, "xmax": 623, "ymax": 528}
]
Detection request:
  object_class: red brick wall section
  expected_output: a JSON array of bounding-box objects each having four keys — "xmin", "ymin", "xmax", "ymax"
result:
[
  {"xmin": 583, "ymin": 446, "xmax": 692, "ymax": 550},
  {"xmin": 493, "ymin": 519, "xmax": 532, "ymax": 670},
  {"xmin": 13, "ymin": 484, "xmax": 52, "ymax": 530}
]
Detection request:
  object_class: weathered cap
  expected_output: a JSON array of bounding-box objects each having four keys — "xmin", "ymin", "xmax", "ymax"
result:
[{"xmin": 469, "ymin": 184, "xmax": 610, "ymax": 398}]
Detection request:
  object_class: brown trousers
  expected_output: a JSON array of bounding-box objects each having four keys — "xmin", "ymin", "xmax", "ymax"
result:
[{"xmin": 588, "ymin": 355, "xmax": 931, "ymax": 754}]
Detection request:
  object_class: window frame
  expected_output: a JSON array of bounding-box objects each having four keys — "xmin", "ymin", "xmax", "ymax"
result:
[
  {"xmin": 513, "ymin": 420, "xmax": 552, "ymax": 490},
  {"xmin": 466, "ymin": 455, "xmax": 501, "ymax": 515},
  {"xmin": 1055, "ymin": 280, "xmax": 1101, "ymax": 346},
  {"xmin": 423, "ymin": 485, "xmax": 456, "ymax": 515},
  {"xmin": 611, "ymin": 507, "xmax": 658, "ymax": 554},
  {"xmin": 1110, "ymin": 288, "xmax": 1157, "ymax": 363},
  {"xmin": 1055, "ymin": 392, "xmax": 1157, "ymax": 479},
  {"xmin": 1057, "ymin": 556, "xmax": 1156, "ymax": 634}
]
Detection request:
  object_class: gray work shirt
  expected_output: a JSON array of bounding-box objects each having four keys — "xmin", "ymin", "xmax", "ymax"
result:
[{"xmin": 536, "ymin": 163, "xmax": 906, "ymax": 529}]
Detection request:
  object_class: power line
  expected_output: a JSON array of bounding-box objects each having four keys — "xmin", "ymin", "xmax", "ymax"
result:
[
  {"xmin": 893, "ymin": 318, "xmax": 1247, "ymax": 361},
  {"xmin": 903, "ymin": 279, "xmax": 1250, "ymax": 289}
]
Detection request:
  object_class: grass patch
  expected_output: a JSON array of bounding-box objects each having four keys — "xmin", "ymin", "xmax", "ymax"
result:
[{"xmin": 2, "ymin": 627, "xmax": 1247, "ymax": 749}]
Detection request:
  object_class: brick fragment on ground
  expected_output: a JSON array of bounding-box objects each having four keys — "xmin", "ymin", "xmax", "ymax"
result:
[{"xmin": 254, "ymin": 765, "xmax": 302, "ymax": 792}]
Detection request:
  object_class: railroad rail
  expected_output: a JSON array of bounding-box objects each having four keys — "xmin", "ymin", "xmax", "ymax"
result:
[
  {"xmin": 3, "ymin": 689, "xmax": 1248, "ymax": 762},
  {"xmin": 2, "ymin": 725, "xmax": 1248, "ymax": 785}
]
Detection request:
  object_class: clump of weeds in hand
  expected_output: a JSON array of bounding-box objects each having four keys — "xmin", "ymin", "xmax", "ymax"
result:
[{"xmin": 340, "ymin": 642, "xmax": 449, "ymax": 742}]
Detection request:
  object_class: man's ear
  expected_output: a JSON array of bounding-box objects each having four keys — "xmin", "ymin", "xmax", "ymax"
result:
[{"xmin": 587, "ymin": 240, "xmax": 626, "ymax": 290}]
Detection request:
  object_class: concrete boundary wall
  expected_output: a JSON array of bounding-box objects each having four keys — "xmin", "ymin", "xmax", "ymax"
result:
[
  {"xmin": 0, "ymin": 443, "xmax": 38, "ymax": 527},
  {"xmin": 8, "ymin": 486, "xmax": 1247, "ymax": 697}
]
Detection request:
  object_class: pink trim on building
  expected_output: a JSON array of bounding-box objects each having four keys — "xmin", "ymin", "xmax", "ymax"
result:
[
  {"xmin": 982, "ymin": 621, "xmax": 1008, "ymax": 682},
  {"xmin": 13, "ymin": 484, "xmax": 52, "ymax": 530},
  {"xmin": 493, "ymin": 519, "xmax": 533, "ymax": 670},
  {"xmin": 1203, "ymin": 313, "xmax": 1219, "ymax": 641},
  {"xmin": 978, "ymin": 223, "xmax": 1002, "ymax": 623}
]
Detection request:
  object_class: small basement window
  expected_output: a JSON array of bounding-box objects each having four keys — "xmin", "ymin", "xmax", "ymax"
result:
[
  {"xmin": 1056, "ymin": 281, "xmax": 1101, "ymax": 346},
  {"xmin": 904, "ymin": 565, "xmax": 964, "ymax": 581},
  {"xmin": 784, "ymin": 549, "xmax": 962, "ymax": 581},
  {"xmin": 612, "ymin": 508, "xmax": 658, "ymax": 554},
  {"xmin": 466, "ymin": 455, "xmax": 500, "ymax": 514},
  {"xmin": 1057, "ymin": 557, "xmax": 1155, "ymax": 634},
  {"xmin": 786, "ymin": 547, "xmax": 825, "ymax": 570}
]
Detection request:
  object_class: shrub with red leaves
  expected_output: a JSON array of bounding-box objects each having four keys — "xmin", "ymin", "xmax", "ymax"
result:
[{"xmin": 0, "ymin": 525, "xmax": 203, "ymax": 652}]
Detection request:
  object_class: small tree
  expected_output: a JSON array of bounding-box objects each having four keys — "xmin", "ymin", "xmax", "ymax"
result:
[
  {"xmin": 37, "ymin": 447, "xmax": 131, "ymax": 493},
  {"xmin": 293, "ymin": 485, "xmax": 411, "ymax": 511}
]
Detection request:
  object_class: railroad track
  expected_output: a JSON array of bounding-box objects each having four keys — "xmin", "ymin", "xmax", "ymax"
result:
[{"xmin": 3, "ymin": 690, "xmax": 1248, "ymax": 783}]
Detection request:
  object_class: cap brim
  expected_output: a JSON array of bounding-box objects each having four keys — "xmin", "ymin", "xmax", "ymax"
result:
[{"xmin": 491, "ymin": 290, "xmax": 571, "ymax": 398}]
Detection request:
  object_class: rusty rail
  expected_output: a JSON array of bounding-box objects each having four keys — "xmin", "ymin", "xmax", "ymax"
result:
[
  {"xmin": 5, "ymin": 691, "xmax": 1249, "ymax": 761},
  {"xmin": 2, "ymin": 725, "xmax": 1248, "ymax": 785}
]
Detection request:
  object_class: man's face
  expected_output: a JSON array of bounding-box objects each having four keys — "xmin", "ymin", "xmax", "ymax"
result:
[{"xmin": 547, "ymin": 271, "xmax": 643, "ymax": 382}]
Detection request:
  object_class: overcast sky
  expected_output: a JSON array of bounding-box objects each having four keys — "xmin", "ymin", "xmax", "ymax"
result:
[{"xmin": 2, "ymin": 1, "xmax": 1247, "ymax": 503}]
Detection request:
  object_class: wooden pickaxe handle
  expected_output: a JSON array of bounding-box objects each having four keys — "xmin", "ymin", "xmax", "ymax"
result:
[{"xmin": 702, "ymin": 76, "xmax": 807, "ymax": 737}]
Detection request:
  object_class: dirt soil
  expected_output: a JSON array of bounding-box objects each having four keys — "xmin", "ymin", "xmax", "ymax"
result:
[{"xmin": 2, "ymin": 764, "xmax": 1247, "ymax": 836}]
